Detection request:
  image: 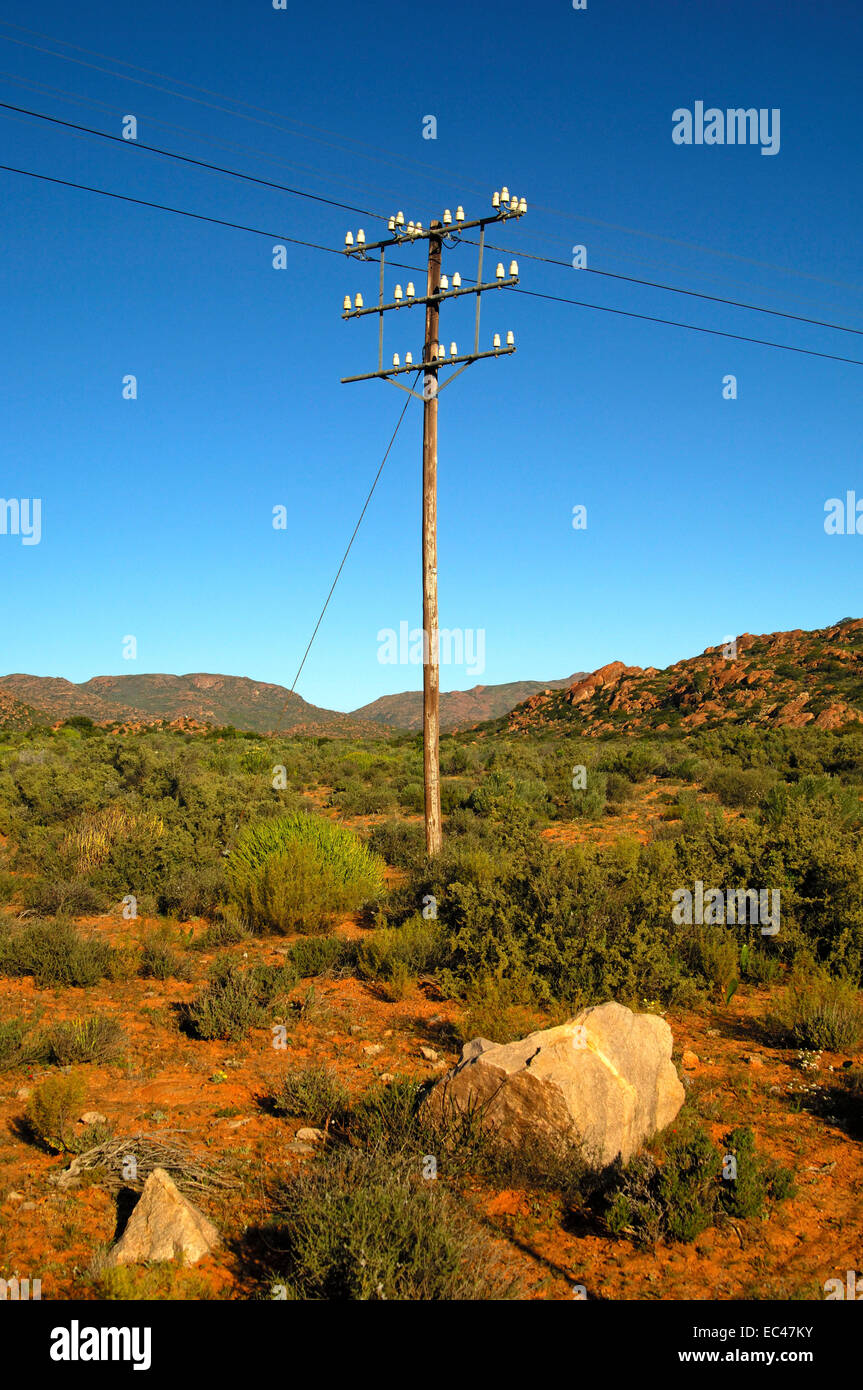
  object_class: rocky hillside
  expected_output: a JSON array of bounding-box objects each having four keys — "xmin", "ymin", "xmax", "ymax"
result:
[
  {"xmin": 352, "ymin": 674, "xmax": 586, "ymax": 731},
  {"xmin": 0, "ymin": 673, "xmax": 387, "ymax": 738},
  {"xmin": 0, "ymin": 686, "xmax": 47, "ymax": 731},
  {"xmin": 504, "ymin": 619, "xmax": 863, "ymax": 736}
]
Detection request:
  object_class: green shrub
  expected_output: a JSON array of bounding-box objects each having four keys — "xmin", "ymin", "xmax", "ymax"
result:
[
  {"xmin": 0, "ymin": 1017, "xmax": 39, "ymax": 1071},
  {"xmin": 683, "ymin": 930, "xmax": 739, "ymax": 999},
  {"xmin": 739, "ymin": 942, "xmax": 781, "ymax": 985},
  {"xmin": 366, "ymin": 819, "xmax": 426, "ymax": 869},
  {"xmin": 156, "ymin": 864, "xmax": 226, "ymax": 919},
  {"xmin": 190, "ymin": 910, "xmax": 250, "ymax": 950},
  {"xmin": 708, "ymin": 767, "xmax": 776, "ymax": 808},
  {"xmin": 605, "ymin": 773, "xmax": 634, "ymax": 805},
  {"xmin": 43, "ymin": 1015, "xmax": 125, "ymax": 1066},
  {"xmin": 138, "ymin": 927, "xmax": 193, "ymax": 981},
  {"xmin": 226, "ymin": 814, "xmax": 385, "ymax": 934},
  {"xmin": 603, "ymin": 1121, "xmax": 793, "ymax": 1246},
  {"xmin": 718, "ymin": 1126, "xmax": 796, "ymax": 1218},
  {"xmin": 268, "ymin": 1064, "xmax": 348, "ymax": 1125},
  {"xmin": 22, "ymin": 875, "xmax": 107, "ymax": 916},
  {"xmin": 0, "ymin": 919, "xmax": 117, "ymax": 987},
  {"xmin": 289, "ymin": 934, "xmax": 354, "ymax": 978},
  {"xmin": 355, "ymin": 915, "xmax": 442, "ymax": 984},
  {"xmin": 456, "ymin": 979, "xmax": 544, "ymax": 1045},
  {"xmin": 184, "ymin": 958, "xmax": 295, "ymax": 1041},
  {"xmin": 264, "ymin": 1148, "xmax": 515, "ymax": 1300},
  {"xmin": 26, "ymin": 1072, "xmax": 88, "ymax": 1151},
  {"xmin": 769, "ymin": 970, "xmax": 863, "ymax": 1050},
  {"xmin": 605, "ymin": 1123, "xmax": 721, "ymax": 1245},
  {"xmin": 342, "ymin": 1079, "xmax": 426, "ymax": 1151}
]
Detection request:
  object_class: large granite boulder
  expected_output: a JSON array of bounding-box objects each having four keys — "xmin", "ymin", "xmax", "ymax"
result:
[{"xmin": 424, "ymin": 1001, "xmax": 684, "ymax": 1167}]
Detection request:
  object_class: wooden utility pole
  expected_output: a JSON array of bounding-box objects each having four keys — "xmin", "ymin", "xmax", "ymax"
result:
[
  {"xmin": 422, "ymin": 224, "xmax": 443, "ymax": 854},
  {"xmin": 340, "ymin": 190, "xmax": 527, "ymax": 855}
]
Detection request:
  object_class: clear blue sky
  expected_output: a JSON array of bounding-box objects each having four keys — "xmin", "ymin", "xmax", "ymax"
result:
[{"xmin": 2, "ymin": 0, "xmax": 862, "ymax": 711}]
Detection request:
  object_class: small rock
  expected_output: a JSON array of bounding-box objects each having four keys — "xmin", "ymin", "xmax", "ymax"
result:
[
  {"xmin": 745, "ymin": 1055, "xmax": 764, "ymax": 1069},
  {"xmin": 420, "ymin": 1046, "xmax": 439, "ymax": 1062},
  {"xmin": 15, "ymin": 1088, "xmax": 30, "ymax": 1100},
  {"xmin": 378, "ymin": 1073, "xmax": 395, "ymax": 1084},
  {"xmin": 382, "ymin": 1029, "xmax": 394, "ymax": 1038},
  {"xmin": 432, "ymin": 1060, "xmax": 447, "ymax": 1072},
  {"xmin": 21, "ymin": 1202, "xmax": 36, "ymax": 1211},
  {"xmin": 287, "ymin": 1140, "xmax": 316, "ymax": 1156},
  {"xmin": 105, "ymin": 1168, "xmax": 219, "ymax": 1267},
  {"xmin": 295, "ymin": 1127, "xmax": 325, "ymax": 1145},
  {"xmin": 681, "ymin": 1050, "xmax": 699, "ymax": 1070},
  {"xmin": 79, "ymin": 1111, "xmax": 107, "ymax": 1125},
  {"xmin": 6, "ymin": 1191, "xmax": 24, "ymax": 1201},
  {"xmin": 363, "ymin": 1044, "xmax": 383, "ymax": 1057},
  {"xmin": 349, "ymin": 1024, "xmax": 363, "ymax": 1035},
  {"xmin": 706, "ymin": 1028, "xmax": 720, "ymax": 1037}
]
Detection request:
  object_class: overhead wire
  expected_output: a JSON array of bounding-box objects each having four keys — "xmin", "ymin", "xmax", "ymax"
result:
[
  {"xmin": 2, "ymin": 160, "xmax": 863, "ymax": 369},
  {"xmin": 4, "ymin": 97, "xmax": 863, "ymax": 343},
  {"xmin": 3, "ymin": 17, "xmax": 863, "ymax": 299}
]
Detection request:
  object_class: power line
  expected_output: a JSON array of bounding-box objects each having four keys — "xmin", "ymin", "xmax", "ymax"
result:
[
  {"xmin": 5, "ymin": 17, "xmax": 863, "ymax": 300},
  {"xmin": 6, "ymin": 97, "xmax": 863, "ymax": 344},
  {"xmin": 3, "ymin": 160, "xmax": 863, "ymax": 369},
  {"xmin": 472, "ymin": 239, "xmax": 863, "ymax": 340},
  {"xmin": 0, "ymin": 98, "xmax": 386, "ymax": 221},
  {"xmin": 0, "ymin": 23, "xmax": 456, "ymax": 180},
  {"xmin": 511, "ymin": 285, "xmax": 863, "ymax": 368},
  {"xmin": 6, "ymin": 97, "xmax": 861, "ymax": 341},
  {"xmin": 276, "ymin": 374, "xmax": 419, "ymax": 730},
  {"xmin": 0, "ymin": 68, "xmax": 409, "ymax": 211},
  {"xmin": 0, "ymin": 160, "xmax": 345, "ymax": 256}
]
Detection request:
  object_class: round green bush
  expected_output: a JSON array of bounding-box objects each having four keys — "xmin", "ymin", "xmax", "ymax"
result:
[{"xmin": 226, "ymin": 813, "xmax": 385, "ymax": 934}]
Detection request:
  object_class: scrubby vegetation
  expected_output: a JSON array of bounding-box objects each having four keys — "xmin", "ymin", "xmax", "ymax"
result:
[
  {"xmin": 0, "ymin": 714, "xmax": 861, "ymax": 1300},
  {"xmin": 603, "ymin": 1119, "xmax": 795, "ymax": 1246},
  {"xmin": 184, "ymin": 957, "xmax": 296, "ymax": 1041},
  {"xmin": 264, "ymin": 1147, "xmax": 514, "ymax": 1300}
]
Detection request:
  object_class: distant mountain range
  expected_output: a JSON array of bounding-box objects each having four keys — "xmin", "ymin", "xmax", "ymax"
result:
[
  {"xmin": 0, "ymin": 673, "xmax": 381, "ymax": 738},
  {"xmin": 350, "ymin": 675, "xmax": 587, "ymax": 731},
  {"xmin": 0, "ymin": 670, "xmax": 583, "ymax": 736},
  {"xmin": 4, "ymin": 621, "xmax": 860, "ymax": 739}
]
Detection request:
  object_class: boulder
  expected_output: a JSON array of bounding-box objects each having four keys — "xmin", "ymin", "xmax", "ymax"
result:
[
  {"xmin": 105, "ymin": 1168, "xmax": 219, "ymax": 1267},
  {"xmin": 423, "ymin": 1001, "xmax": 684, "ymax": 1167}
]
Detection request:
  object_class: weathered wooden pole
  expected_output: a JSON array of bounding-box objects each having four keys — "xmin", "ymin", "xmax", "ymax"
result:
[{"xmin": 422, "ymin": 221, "xmax": 443, "ymax": 856}]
